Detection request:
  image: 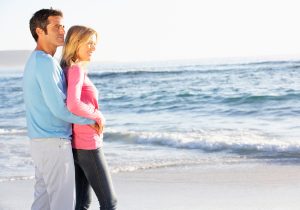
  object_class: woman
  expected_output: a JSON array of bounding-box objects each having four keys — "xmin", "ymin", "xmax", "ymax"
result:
[{"xmin": 61, "ymin": 25, "xmax": 117, "ymax": 210}]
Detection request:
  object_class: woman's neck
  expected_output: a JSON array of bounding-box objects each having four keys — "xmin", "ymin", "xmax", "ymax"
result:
[{"xmin": 75, "ymin": 61, "xmax": 89, "ymax": 68}]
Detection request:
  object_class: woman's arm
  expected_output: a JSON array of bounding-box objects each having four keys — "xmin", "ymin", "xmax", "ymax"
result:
[
  {"xmin": 66, "ymin": 65, "xmax": 102, "ymax": 125},
  {"xmin": 35, "ymin": 57, "xmax": 95, "ymax": 125}
]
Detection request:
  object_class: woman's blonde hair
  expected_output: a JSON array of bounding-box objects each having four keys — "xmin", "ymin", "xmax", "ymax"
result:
[{"xmin": 60, "ymin": 25, "xmax": 97, "ymax": 69}]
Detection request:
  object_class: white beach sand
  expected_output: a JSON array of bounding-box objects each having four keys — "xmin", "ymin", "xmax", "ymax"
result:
[{"xmin": 1, "ymin": 163, "xmax": 300, "ymax": 210}]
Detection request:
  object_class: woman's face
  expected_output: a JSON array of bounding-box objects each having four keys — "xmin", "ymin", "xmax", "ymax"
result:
[{"xmin": 77, "ymin": 34, "xmax": 97, "ymax": 62}]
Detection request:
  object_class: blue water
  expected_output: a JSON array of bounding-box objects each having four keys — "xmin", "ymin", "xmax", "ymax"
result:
[{"xmin": 1, "ymin": 59, "xmax": 300, "ymax": 181}]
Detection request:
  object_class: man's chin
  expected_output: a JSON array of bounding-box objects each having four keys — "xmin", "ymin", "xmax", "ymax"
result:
[
  {"xmin": 56, "ymin": 39, "xmax": 65, "ymax": 46},
  {"xmin": 57, "ymin": 42, "xmax": 64, "ymax": 46}
]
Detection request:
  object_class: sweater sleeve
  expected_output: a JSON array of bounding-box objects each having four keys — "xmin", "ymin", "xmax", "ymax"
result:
[
  {"xmin": 35, "ymin": 57, "xmax": 94, "ymax": 125},
  {"xmin": 66, "ymin": 65, "xmax": 102, "ymax": 124}
]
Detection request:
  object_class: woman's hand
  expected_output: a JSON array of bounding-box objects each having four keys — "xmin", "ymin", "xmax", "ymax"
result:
[{"xmin": 90, "ymin": 122, "xmax": 104, "ymax": 134}]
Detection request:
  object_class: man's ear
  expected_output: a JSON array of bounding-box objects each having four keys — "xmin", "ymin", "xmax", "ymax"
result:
[{"xmin": 36, "ymin": 27, "xmax": 45, "ymax": 37}]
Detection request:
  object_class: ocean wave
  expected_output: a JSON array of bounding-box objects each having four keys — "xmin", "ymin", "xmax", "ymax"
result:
[
  {"xmin": 0, "ymin": 160, "xmax": 204, "ymax": 182},
  {"xmin": 0, "ymin": 175, "xmax": 34, "ymax": 183},
  {"xmin": 0, "ymin": 75, "xmax": 22, "ymax": 82},
  {"xmin": 104, "ymin": 129, "xmax": 300, "ymax": 157},
  {"xmin": 110, "ymin": 159, "xmax": 205, "ymax": 174},
  {"xmin": 0, "ymin": 128, "xmax": 27, "ymax": 135},
  {"xmin": 88, "ymin": 60, "xmax": 300, "ymax": 79},
  {"xmin": 231, "ymin": 60, "xmax": 300, "ymax": 67},
  {"xmin": 221, "ymin": 93, "xmax": 300, "ymax": 105},
  {"xmin": 101, "ymin": 92, "xmax": 299, "ymax": 116},
  {"xmin": 89, "ymin": 69, "xmax": 190, "ymax": 79}
]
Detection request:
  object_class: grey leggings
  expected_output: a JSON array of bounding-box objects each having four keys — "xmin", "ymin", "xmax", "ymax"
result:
[{"xmin": 73, "ymin": 148, "xmax": 117, "ymax": 210}]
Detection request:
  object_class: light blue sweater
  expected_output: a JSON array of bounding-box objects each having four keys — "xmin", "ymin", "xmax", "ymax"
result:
[{"xmin": 23, "ymin": 50, "xmax": 94, "ymax": 139}]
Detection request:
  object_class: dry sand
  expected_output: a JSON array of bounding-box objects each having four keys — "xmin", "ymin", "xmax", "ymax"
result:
[{"xmin": 1, "ymin": 163, "xmax": 300, "ymax": 210}]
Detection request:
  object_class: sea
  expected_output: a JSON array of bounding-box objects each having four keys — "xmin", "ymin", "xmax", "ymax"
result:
[{"xmin": 1, "ymin": 58, "xmax": 300, "ymax": 182}]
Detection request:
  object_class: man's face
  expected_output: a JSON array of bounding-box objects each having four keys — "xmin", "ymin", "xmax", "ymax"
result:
[{"xmin": 44, "ymin": 16, "xmax": 65, "ymax": 47}]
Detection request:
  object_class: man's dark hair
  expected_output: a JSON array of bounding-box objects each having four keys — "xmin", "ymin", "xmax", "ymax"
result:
[{"xmin": 29, "ymin": 8, "xmax": 63, "ymax": 42}]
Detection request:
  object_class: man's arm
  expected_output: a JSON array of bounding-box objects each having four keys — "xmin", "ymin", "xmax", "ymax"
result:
[{"xmin": 36, "ymin": 57, "xmax": 94, "ymax": 125}]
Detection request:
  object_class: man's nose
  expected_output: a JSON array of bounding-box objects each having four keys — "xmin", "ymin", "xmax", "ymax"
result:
[{"xmin": 59, "ymin": 26, "xmax": 65, "ymax": 34}]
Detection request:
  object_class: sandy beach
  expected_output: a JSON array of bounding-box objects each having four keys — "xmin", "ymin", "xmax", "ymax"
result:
[{"xmin": 1, "ymin": 163, "xmax": 300, "ymax": 210}]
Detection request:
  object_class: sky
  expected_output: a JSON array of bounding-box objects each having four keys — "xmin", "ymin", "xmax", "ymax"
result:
[{"xmin": 1, "ymin": 0, "xmax": 300, "ymax": 62}]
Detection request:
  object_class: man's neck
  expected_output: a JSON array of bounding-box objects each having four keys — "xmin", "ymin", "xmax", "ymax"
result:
[{"xmin": 35, "ymin": 42, "xmax": 57, "ymax": 56}]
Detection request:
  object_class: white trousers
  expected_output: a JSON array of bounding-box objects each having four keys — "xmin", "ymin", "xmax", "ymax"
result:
[{"xmin": 30, "ymin": 138, "xmax": 75, "ymax": 210}]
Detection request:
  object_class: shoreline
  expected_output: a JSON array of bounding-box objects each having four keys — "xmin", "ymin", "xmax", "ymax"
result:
[{"xmin": 1, "ymin": 163, "xmax": 300, "ymax": 210}]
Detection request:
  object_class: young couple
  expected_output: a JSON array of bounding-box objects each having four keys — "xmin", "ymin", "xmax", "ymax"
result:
[{"xmin": 23, "ymin": 8, "xmax": 117, "ymax": 210}]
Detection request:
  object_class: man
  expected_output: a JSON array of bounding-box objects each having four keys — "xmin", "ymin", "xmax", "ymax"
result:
[{"xmin": 23, "ymin": 8, "xmax": 98, "ymax": 210}]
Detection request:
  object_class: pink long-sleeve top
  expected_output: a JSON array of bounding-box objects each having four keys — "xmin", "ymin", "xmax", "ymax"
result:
[{"xmin": 65, "ymin": 64, "xmax": 104, "ymax": 149}]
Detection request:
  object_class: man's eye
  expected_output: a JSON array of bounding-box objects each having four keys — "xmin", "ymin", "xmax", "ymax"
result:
[{"xmin": 55, "ymin": 25, "xmax": 64, "ymax": 29}]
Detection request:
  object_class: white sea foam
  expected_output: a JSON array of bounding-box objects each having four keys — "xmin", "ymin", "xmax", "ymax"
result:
[
  {"xmin": 0, "ymin": 176, "xmax": 34, "ymax": 183},
  {"xmin": 105, "ymin": 128, "xmax": 300, "ymax": 155},
  {"xmin": 0, "ymin": 128, "xmax": 27, "ymax": 135}
]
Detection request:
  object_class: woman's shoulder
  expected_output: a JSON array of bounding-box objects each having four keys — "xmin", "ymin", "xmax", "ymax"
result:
[
  {"xmin": 68, "ymin": 64, "xmax": 81, "ymax": 71},
  {"xmin": 69, "ymin": 63, "xmax": 88, "ymax": 72},
  {"xmin": 66, "ymin": 64, "xmax": 87, "ymax": 80}
]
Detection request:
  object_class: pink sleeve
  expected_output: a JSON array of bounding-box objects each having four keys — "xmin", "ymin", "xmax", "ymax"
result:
[{"xmin": 66, "ymin": 65, "xmax": 101, "ymax": 124}]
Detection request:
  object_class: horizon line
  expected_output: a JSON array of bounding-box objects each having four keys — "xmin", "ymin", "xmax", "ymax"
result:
[{"xmin": 1, "ymin": 49, "xmax": 300, "ymax": 66}]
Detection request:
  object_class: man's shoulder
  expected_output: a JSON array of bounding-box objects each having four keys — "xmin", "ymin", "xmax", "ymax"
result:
[
  {"xmin": 24, "ymin": 51, "xmax": 52, "ymax": 75},
  {"xmin": 35, "ymin": 51, "xmax": 55, "ymax": 65},
  {"xmin": 34, "ymin": 51, "xmax": 62, "ymax": 72}
]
